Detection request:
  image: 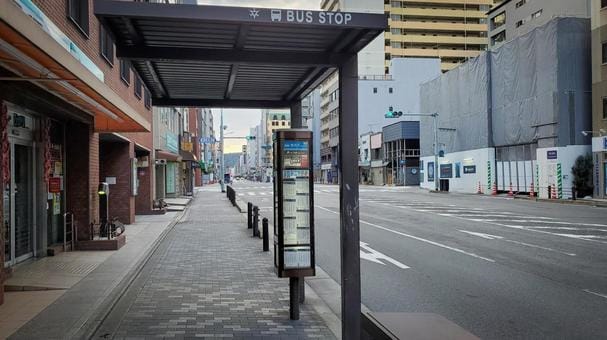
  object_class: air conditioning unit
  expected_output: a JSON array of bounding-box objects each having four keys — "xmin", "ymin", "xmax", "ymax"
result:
[{"xmin": 155, "ymin": 159, "xmax": 167, "ymax": 165}]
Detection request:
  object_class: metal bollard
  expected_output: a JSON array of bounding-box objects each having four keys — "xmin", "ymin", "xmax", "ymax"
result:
[
  {"xmin": 262, "ymin": 218, "xmax": 269, "ymax": 251},
  {"xmin": 253, "ymin": 206, "xmax": 259, "ymax": 237},
  {"xmin": 247, "ymin": 202, "xmax": 253, "ymax": 229}
]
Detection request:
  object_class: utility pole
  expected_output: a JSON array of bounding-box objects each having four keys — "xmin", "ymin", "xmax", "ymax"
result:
[{"xmin": 220, "ymin": 108, "xmax": 226, "ymax": 193}]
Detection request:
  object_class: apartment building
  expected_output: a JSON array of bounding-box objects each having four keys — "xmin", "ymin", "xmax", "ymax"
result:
[
  {"xmin": 488, "ymin": 0, "xmax": 591, "ymax": 48},
  {"xmin": 386, "ymin": 0, "xmax": 495, "ymax": 72},
  {"xmin": 320, "ymin": 73, "xmax": 340, "ymax": 184},
  {"xmin": 592, "ymin": 0, "xmax": 607, "ymax": 198},
  {"xmin": 261, "ymin": 109, "xmax": 291, "ymax": 181}
]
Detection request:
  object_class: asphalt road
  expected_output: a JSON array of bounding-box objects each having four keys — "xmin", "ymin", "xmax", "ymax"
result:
[{"xmin": 229, "ymin": 180, "xmax": 607, "ymax": 340}]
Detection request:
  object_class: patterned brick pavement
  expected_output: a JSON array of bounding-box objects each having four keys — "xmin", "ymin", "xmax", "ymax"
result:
[{"xmin": 109, "ymin": 191, "xmax": 336, "ymax": 339}]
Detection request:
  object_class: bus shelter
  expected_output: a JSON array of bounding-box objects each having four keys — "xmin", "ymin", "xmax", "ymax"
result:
[{"xmin": 95, "ymin": 1, "xmax": 386, "ymax": 338}]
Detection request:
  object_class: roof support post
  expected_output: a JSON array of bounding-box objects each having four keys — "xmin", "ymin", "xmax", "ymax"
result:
[
  {"xmin": 290, "ymin": 101, "xmax": 302, "ymax": 129},
  {"xmin": 338, "ymin": 54, "xmax": 360, "ymax": 339}
]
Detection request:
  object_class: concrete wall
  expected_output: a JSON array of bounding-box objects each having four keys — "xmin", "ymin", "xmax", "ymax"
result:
[
  {"xmin": 358, "ymin": 58, "xmax": 441, "ymax": 136},
  {"xmin": 420, "ymin": 148, "xmax": 496, "ymax": 193},
  {"xmin": 537, "ymin": 145, "xmax": 592, "ymax": 199}
]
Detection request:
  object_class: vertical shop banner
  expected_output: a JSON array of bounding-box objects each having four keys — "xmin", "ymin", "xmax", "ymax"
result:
[
  {"xmin": 428, "ymin": 162, "xmax": 434, "ymax": 182},
  {"xmin": 1, "ymin": 102, "xmax": 9, "ymax": 186}
]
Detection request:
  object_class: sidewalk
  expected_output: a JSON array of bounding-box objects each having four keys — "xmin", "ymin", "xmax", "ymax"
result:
[
  {"xmin": 91, "ymin": 188, "xmax": 337, "ymax": 339},
  {"xmin": 5, "ymin": 211, "xmax": 183, "ymax": 339}
]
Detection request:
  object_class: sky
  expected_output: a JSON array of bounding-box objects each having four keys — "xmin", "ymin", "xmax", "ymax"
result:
[
  {"xmin": 214, "ymin": 109, "xmax": 262, "ymax": 154},
  {"xmin": 202, "ymin": 0, "xmax": 319, "ymax": 154}
]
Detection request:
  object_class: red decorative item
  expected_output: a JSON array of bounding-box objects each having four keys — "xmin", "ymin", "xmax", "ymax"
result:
[
  {"xmin": 43, "ymin": 118, "xmax": 52, "ymax": 185},
  {"xmin": 1, "ymin": 102, "xmax": 10, "ymax": 187}
]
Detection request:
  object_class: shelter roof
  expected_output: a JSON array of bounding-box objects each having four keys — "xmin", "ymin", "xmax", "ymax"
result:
[{"xmin": 95, "ymin": 0, "xmax": 387, "ymax": 108}]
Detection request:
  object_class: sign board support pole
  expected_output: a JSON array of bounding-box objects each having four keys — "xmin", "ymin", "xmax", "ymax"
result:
[
  {"xmin": 289, "ymin": 277, "xmax": 300, "ymax": 320},
  {"xmin": 339, "ymin": 54, "xmax": 361, "ymax": 339},
  {"xmin": 289, "ymin": 100, "xmax": 305, "ymax": 302}
]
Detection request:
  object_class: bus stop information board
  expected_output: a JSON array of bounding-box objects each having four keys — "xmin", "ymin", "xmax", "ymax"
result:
[{"xmin": 274, "ymin": 130, "xmax": 315, "ymax": 278}]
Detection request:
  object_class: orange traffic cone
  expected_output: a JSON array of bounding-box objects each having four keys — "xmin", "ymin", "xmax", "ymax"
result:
[
  {"xmin": 508, "ymin": 183, "xmax": 514, "ymax": 197},
  {"xmin": 491, "ymin": 182, "xmax": 498, "ymax": 196},
  {"xmin": 529, "ymin": 182, "xmax": 535, "ymax": 198},
  {"xmin": 551, "ymin": 184, "xmax": 558, "ymax": 199},
  {"xmin": 477, "ymin": 181, "xmax": 483, "ymax": 194}
]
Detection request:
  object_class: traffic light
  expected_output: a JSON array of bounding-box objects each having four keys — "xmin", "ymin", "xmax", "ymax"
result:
[
  {"xmin": 246, "ymin": 135, "xmax": 256, "ymax": 140},
  {"xmin": 385, "ymin": 107, "xmax": 403, "ymax": 118}
]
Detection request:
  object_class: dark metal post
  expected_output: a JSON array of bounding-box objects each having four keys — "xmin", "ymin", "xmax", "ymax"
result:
[
  {"xmin": 253, "ymin": 205, "xmax": 259, "ymax": 237},
  {"xmin": 262, "ymin": 218, "xmax": 269, "ymax": 251},
  {"xmin": 339, "ymin": 55, "xmax": 360, "ymax": 339},
  {"xmin": 290, "ymin": 101, "xmax": 303, "ymax": 129},
  {"xmin": 247, "ymin": 202, "xmax": 253, "ymax": 229},
  {"xmin": 289, "ymin": 277, "xmax": 300, "ymax": 320},
  {"xmin": 299, "ymin": 277, "xmax": 305, "ymax": 303}
]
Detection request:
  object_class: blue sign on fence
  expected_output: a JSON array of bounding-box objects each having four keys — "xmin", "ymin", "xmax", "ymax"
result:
[
  {"xmin": 604, "ymin": 137, "xmax": 607, "ymax": 150},
  {"xmin": 547, "ymin": 150, "xmax": 558, "ymax": 160}
]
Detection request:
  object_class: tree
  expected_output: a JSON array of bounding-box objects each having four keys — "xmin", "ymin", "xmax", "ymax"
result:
[{"xmin": 571, "ymin": 153, "xmax": 593, "ymax": 198}]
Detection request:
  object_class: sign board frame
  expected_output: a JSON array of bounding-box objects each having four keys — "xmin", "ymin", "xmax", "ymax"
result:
[{"xmin": 273, "ymin": 130, "xmax": 315, "ymax": 278}]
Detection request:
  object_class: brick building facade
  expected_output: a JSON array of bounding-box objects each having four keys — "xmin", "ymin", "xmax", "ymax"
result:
[{"xmin": 0, "ymin": 0, "xmax": 155, "ymax": 304}]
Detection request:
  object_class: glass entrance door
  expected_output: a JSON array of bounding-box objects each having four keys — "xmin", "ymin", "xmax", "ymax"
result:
[
  {"xmin": 5, "ymin": 141, "xmax": 35, "ymax": 266},
  {"xmin": 13, "ymin": 144, "xmax": 33, "ymax": 261}
]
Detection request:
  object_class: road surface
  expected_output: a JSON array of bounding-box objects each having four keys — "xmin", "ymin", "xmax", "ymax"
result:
[{"xmin": 229, "ymin": 180, "xmax": 607, "ymax": 339}]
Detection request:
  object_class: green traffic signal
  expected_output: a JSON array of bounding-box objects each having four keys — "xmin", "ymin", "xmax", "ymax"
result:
[{"xmin": 385, "ymin": 106, "xmax": 394, "ymax": 118}]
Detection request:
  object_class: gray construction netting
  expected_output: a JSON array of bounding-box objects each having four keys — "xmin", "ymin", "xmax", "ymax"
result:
[{"xmin": 420, "ymin": 17, "xmax": 591, "ymax": 157}]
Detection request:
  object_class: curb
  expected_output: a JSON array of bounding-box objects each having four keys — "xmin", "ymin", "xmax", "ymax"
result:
[
  {"xmin": 73, "ymin": 200, "xmax": 191, "ymax": 340},
  {"xmin": 514, "ymin": 196, "xmax": 607, "ymax": 208}
]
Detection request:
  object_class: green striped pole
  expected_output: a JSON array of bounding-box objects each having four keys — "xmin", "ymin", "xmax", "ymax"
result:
[
  {"xmin": 535, "ymin": 164, "xmax": 539, "ymax": 197},
  {"xmin": 557, "ymin": 163, "xmax": 563, "ymax": 199},
  {"xmin": 487, "ymin": 161, "xmax": 492, "ymax": 193}
]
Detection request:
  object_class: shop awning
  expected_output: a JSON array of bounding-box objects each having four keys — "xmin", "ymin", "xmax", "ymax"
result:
[
  {"xmin": 180, "ymin": 150, "xmax": 197, "ymax": 162},
  {"xmin": 156, "ymin": 150, "xmax": 181, "ymax": 162},
  {"xmin": 94, "ymin": 0, "xmax": 386, "ymax": 108}
]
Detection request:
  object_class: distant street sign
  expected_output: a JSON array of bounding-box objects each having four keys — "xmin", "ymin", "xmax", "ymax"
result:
[{"xmin": 199, "ymin": 136, "xmax": 216, "ymax": 144}]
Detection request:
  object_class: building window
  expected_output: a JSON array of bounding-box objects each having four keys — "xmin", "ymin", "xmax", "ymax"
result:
[
  {"xmin": 281, "ymin": 115, "xmax": 286, "ymax": 120},
  {"xmin": 515, "ymin": 0, "xmax": 527, "ymax": 8},
  {"xmin": 144, "ymin": 88, "xmax": 151, "ymax": 109},
  {"xmin": 603, "ymin": 97, "xmax": 607, "ymax": 119},
  {"xmin": 491, "ymin": 12, "xmax": 506, "ymax": 30},
  {"xmin": 389, "ymin": 87, "xmax": 393, "ymax": 94},
  {"xmin": 491, "ymin": 31, "xmax": 506, "ymax": 46},
  {"xmin": 134, "ymin": 75, "xmax": 142, "ymax": 99},
  {"xmin": 603, "ymin": 0, "xmax": 607, "ymax": 8},
  {"xmin": 100, "ymin": 25, "xmax": 114, "ymax": 66},
  {"xmin": 120, "ymin": 60, "xmax": 130, "ymax": 85},
  {"xmin": 603, "ymin": 42, "xmax": 607, "ymax": 64},
  {"xmin": 531, "ymin": 10, "xmax": 542, "ymax": 19},
  {"xmin": 373, "ymin": 87, "xmax": 377, "ymax": 94},
  {"xmin": 515, "ymin": 20, "xmax": 524, "ymax": 28},
  {"xmin": 281, "ymin": 122, "xmax": 286, "ymax": 126},
  {"xmin": 68, "ymin": 0, "xmax": 89, "ymax": 37}
]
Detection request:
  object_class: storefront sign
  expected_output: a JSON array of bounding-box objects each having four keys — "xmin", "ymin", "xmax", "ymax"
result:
[
  {"xmin": 547, "ymin": 150, "xmax": 558, "ymax": 160},
  {"xmin": 48, "ymin": 177, "xmax": 61, "ymax": 193},
  {"xmin": 428, "ymin": 162, "xmax": 434, "ymax": 182},
  {"xmin": 166, "ymin": 133, "xmax": 179, "ymax": 154},
  {"xmin": 181, "ymin": 141, "xmax": 193, "ymax": 152},
  {"xmin": 15, "ymin": 0, "xmax": 104, "ymax": 82},
  {"xmin": 463, "ymin": 165, "xmax": 477, "ymax": 174},
  {"xmin": 440, "ymin": 164, "xmax": 453, "ymax": 178}
]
